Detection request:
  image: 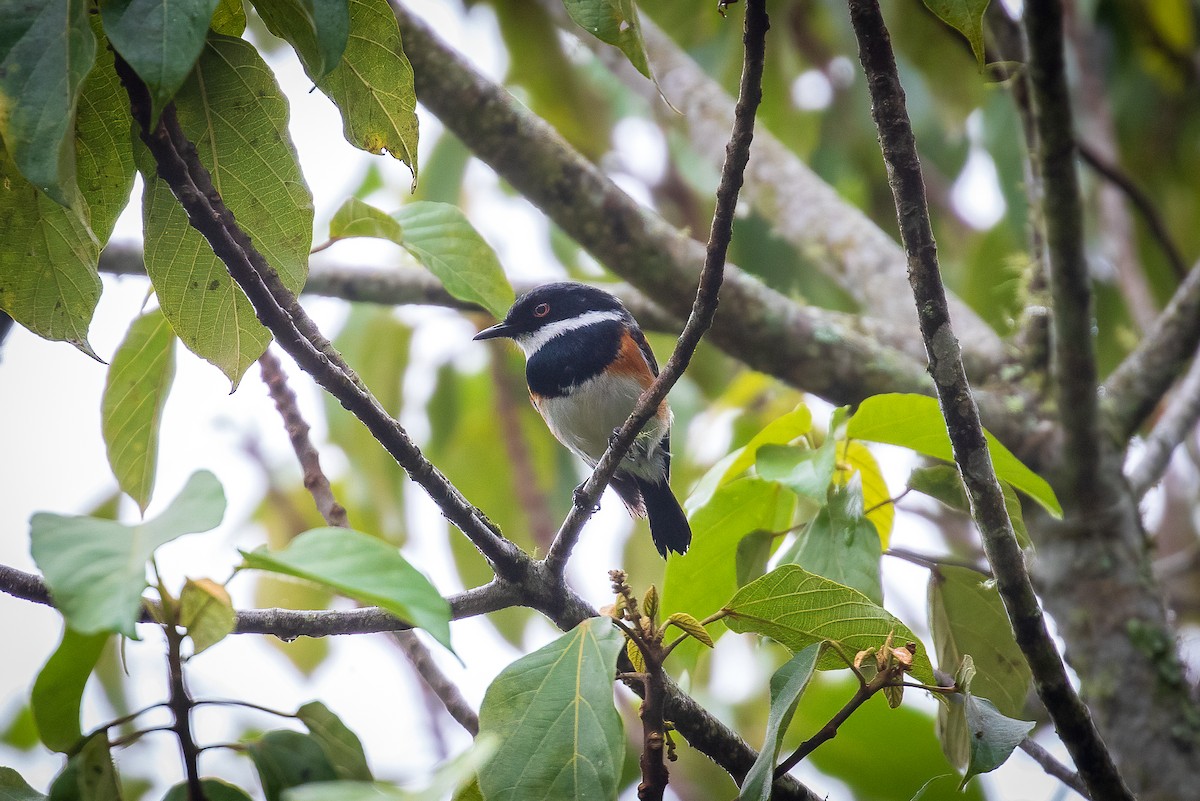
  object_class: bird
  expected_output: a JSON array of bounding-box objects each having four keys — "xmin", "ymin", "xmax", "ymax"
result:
[{"xmin": 473, "ymin": 282, "xmax": 692, "ymax": 557}]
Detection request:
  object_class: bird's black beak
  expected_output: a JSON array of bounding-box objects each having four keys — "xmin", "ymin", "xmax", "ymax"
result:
[{"xmin": 473, "ymin": 322, "xmax": 513, "ymax": 341}]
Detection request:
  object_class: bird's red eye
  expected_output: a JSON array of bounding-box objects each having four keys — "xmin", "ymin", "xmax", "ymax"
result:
[{"xmin": 533, "ymin": 303, "xmax": 550, "ymax": 318}]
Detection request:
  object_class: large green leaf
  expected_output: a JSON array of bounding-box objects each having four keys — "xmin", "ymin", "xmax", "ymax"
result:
[
  {"xmin": 138, "ymin": 34, "xmax": 312, "ymax": 387},
  {"xmin": 562, "ymin": 0, "xmax": 651, "ymax": 79},
  {"xmin": 101, "ymin": 0, "xmax": 221, "ymax": 123},
  {"xmin": 296, "ymin": 702, "xmax": 372, "ymax": 781},
  {"xmin": 252, "ymin": 0, "xmax": 350, "ymax": 79},
  {"xmin": 30, "ymin": 628, "xmax": 108, "ymax": 752},
  {"xmin": 738, "ymin": 645, "xmax": 821, "ymax": 801},
  {"xmin": 101, "ymin": 309, "xmax": 176, "ymax": 513},
  {"xmin": 846, "ymin": 394, "xmax": 1061, "ymax": 517},
  {"xmin": 724, "ymin": 565, "xmax": 934, "ymax": 683},
  {"xmin": 315, "ymin": 0, "xmax": 418, "ymax": 183},
  {"xmin": 30, "ymin": 470, "xmax": 226, "ymax": 637},
  {"xmin": 663, "ymin": 477, "xmax": 795, "ymax": 643},
  {"xmin": 477, "ymin": 618, "xmax": 625, "ymax": 801},
  {"xmin": 929, "ymin": 566, "xmax": 1030, "ymax": 720},
  {"xmin": 777, "ymin": 477, "xmax": 883, "ymax": 605},
  {"xmin": 0, "ymin": 0, "xmax": 95, "ymax": 205},
  {"xmin": 0, "ymin": 767, "xmax": 46, "ymax": 801},
  {"xmin": 0, "ymin": 136, "xmax": 99, "ymax": 353},
  {"xmin": 163, "ymin": 779, "xmax": 254, "ymax": 801},
  {"xmin": 386, "ymin": 201, "xmax": 514, "ymax": 319},
  {"xmin": 922, "ymin": 0, "xmax": 989, "ymax": 67},
  {"xmin": 247, "ymin": 730, "xmax": 339, "ymax": 801},
  {"xmin": 239, "ymin": 527, "xmax": 452, "ymax": 651},
  {"xmin": 0, "ymin": 17, "xmax": 136, "ymax": 354}
]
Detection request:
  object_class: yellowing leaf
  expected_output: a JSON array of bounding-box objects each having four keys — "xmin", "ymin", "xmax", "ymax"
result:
[
  {"xmin": 666, "ymin": 612, "xmax": 714, "ymax": 648},
  {"xmin": 836, "ymin": 440, "xmax": 892, "ymax": 547},
  {"xmin": 180, "ymin": 578, "xmax": 234, "ymax": 654}
]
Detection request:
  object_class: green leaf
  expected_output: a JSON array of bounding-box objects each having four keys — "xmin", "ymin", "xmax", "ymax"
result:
[
  {"xmin": 138, "ymin": 34, "xmax": 312, "ymax": 388},
  {"xmin": 846, "ymin": 394, "xmax": 1061, "ymax": 517},
  {"xmin": 663, "ymin": 478, "xmax": 795, "ymax": 647},
  {"xmin": 477, "ymin": 618, "xmax": 625, "ymax": 801},
  {"xmin": 248, "ymin": 730, "xmax": 339, "ymax": 801},
  {"xmin": 735, "ymin": 529, "xmax": 776, "ymax": 588},
  {"xmin": 30, "ymin": 628, "xmax": 107, "ymax": 753},
  {"xmin": 296, "ymin": 702, "xmax": 372, "ymax": 781},
  {"xmin": 0, "ymin": 16, "xmax": 136, "ymax": 354},
  {"xmin": 391, "ymin": 202, "xmax": 514, "ymax": 319},
  {"xmin": 328, "ymin": 196, "xmax": 404, "ymax": 242},
  {"xmin": 252, "ymin": 0, "xmax": 350, "ymax": 79},
  {"xmin": 163, "ymin": 779, "xmax": 254, "ymax": 801},
  {"xmin": 284, "ymin": 737, "xmax": 498, "ymax": 801},
  {"xmin": 756, "ymin": 437, "xmax": 837, "ymax": 504},
  {"xmin": 836, "ymin": 440, "xmax": 893, "ymax": 547},
  {"xmin": 1, "ymin": 704, "xmax": 39, "ymax": 751},
  {"xmin": 738, "ymin": 644, "xmax": 822, "ymax": 801},
  {"xmin": 907, "ymin": 465, "xmax": 1030, "ymax": 548},
  {"xmin": 941, "ymin": 657, "xmax": 1033, "ymax": 787},
  {"xmin": 315, "ymin": 0, "xmax": 418, "ymax": 183},
  {"xmin": 687, "ymin": 404, "xmax": 813, "ymax": 511},
  {"xmin": 60, "ymin": 734, "xmax": 120, "ymax": 800},
  {"xmin": 101, "ymin": 309, "xmax": 176, "ymax": 512},
  {"xmin": 665, "ymin": 612, "xmax": 713, "ymax": 648},
  {"xmin": 0, "ymin": 767, "xmax": 46, "ymax": 801},
  {"xmin": 179, "ymin": 577, "xmax": 235, "ymax": 654},
  {"xmin": 0, "ymin": 137, "xmax": 99, "ymax": 353},
  {"xmin": 724, "ymin": 564, "xmax": 934, "ymax": 683},
  {"xmin": 101, "ymin": 0, "xmax": 221, "ymax": 123},
  {"xmin": 0, "ymin": 0, "xmax": 95, "ymax": 205},
  {"xmin": 929, "ymin": 566, "xmax": 1030, "ymax": 719},
  {"xmin": 30, "ymin": 470, "xmax": 226, "ymax": 637},
  {"xmin": 239, "ymin": 528, "xmax": 452, "ymax": 651},
  {"xmin": 922, "ymin": 0, "xmax": 989, "ymax": 68},
  {"xmin": 211, "ymin": 0, "xmax": 247, "ymax": 35},
  {"xmin": 562, "ymin": 0, "xmax": 651, "ymax": 79},
  {"xmin": 777, "ymin": 477, "xmax": 883, "ymax": 605}
]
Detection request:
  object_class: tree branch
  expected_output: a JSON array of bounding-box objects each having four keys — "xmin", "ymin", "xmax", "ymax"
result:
[
  {"xmin": 846, "ymin": 1, "xmax": 1132, "ymax": 798},
  {"xmin": 541, "ymin": 0, "xmax": 1005, "ymax": 372},
  {"xmin": 1126, "ymin": 354, "xmax": 1200, "ymax": 497},
  {"xmin": 390, "ymin": 2, "xmax": 938, "ymax": 413},
  {"xmin": 1019, "ymin": 737, "xmax": 1091, "ymax": 799},
  {"xmin": 1103, "ymin": 259, "xmax": 1200, "ymax": 440},
  {"xmin": 114, "ymin": 54, "xmax": 526, "ymax": 583},
  {"xmin": 544, "ymin": 0, "xmax": 768, "ymax": 571}
]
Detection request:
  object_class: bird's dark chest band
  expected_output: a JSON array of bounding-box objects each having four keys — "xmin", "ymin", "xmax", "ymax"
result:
[{"xmin": 525, "ymin": 320, "xmax": 624, "ymax": 398}]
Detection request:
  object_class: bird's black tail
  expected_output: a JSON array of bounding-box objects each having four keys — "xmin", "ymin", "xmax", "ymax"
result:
[{"xmin": 637, "ymin": 478, "xmax": 691, "ymax": 557}]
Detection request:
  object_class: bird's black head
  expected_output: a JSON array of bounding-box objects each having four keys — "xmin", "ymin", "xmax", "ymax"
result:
[{"xmin": 473, "ymin": 282, "xmax": 629, "ymax": 344}]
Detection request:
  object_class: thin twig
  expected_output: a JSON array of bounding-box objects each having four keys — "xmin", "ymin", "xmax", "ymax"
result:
[
  {"xmin": 1127, "ymin": 354, "xmax": 1200, "ymax": 497},
  {"xmin": 259, "ymin": 348, "xmax": 349, "ymax": 528},
  {"xmin": 1019, "ymin": 737, "xmax": 1091, "ymax": 799},
  {"xmin": 542, "ymin": 0, "xmax": 769, "ymax": 572},
  {"xmin": 1077, "ymin": 141, "xmax": 1189, "ymax": 283},
  {"xmin": 845, "ymin": 1, "xmax": 1132, "ymax": 798},
  {"xmin": 884, "ymin": 547, "xmax": 992, "ymax": 577},
  {"xmin": 391, "ymin": 630, "xmax": 479, "ymax": 736}
]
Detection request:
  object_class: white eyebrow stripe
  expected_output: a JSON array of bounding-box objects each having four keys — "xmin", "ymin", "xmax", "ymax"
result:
[{"xmin": 516, "ymin": 309, "xmax": 625, "ymax": 356}]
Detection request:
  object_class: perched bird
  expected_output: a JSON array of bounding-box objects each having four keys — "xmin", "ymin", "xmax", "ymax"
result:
[{"xmin": 474, "ymin": 282, "xmax": 691, "ymax": 556}]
